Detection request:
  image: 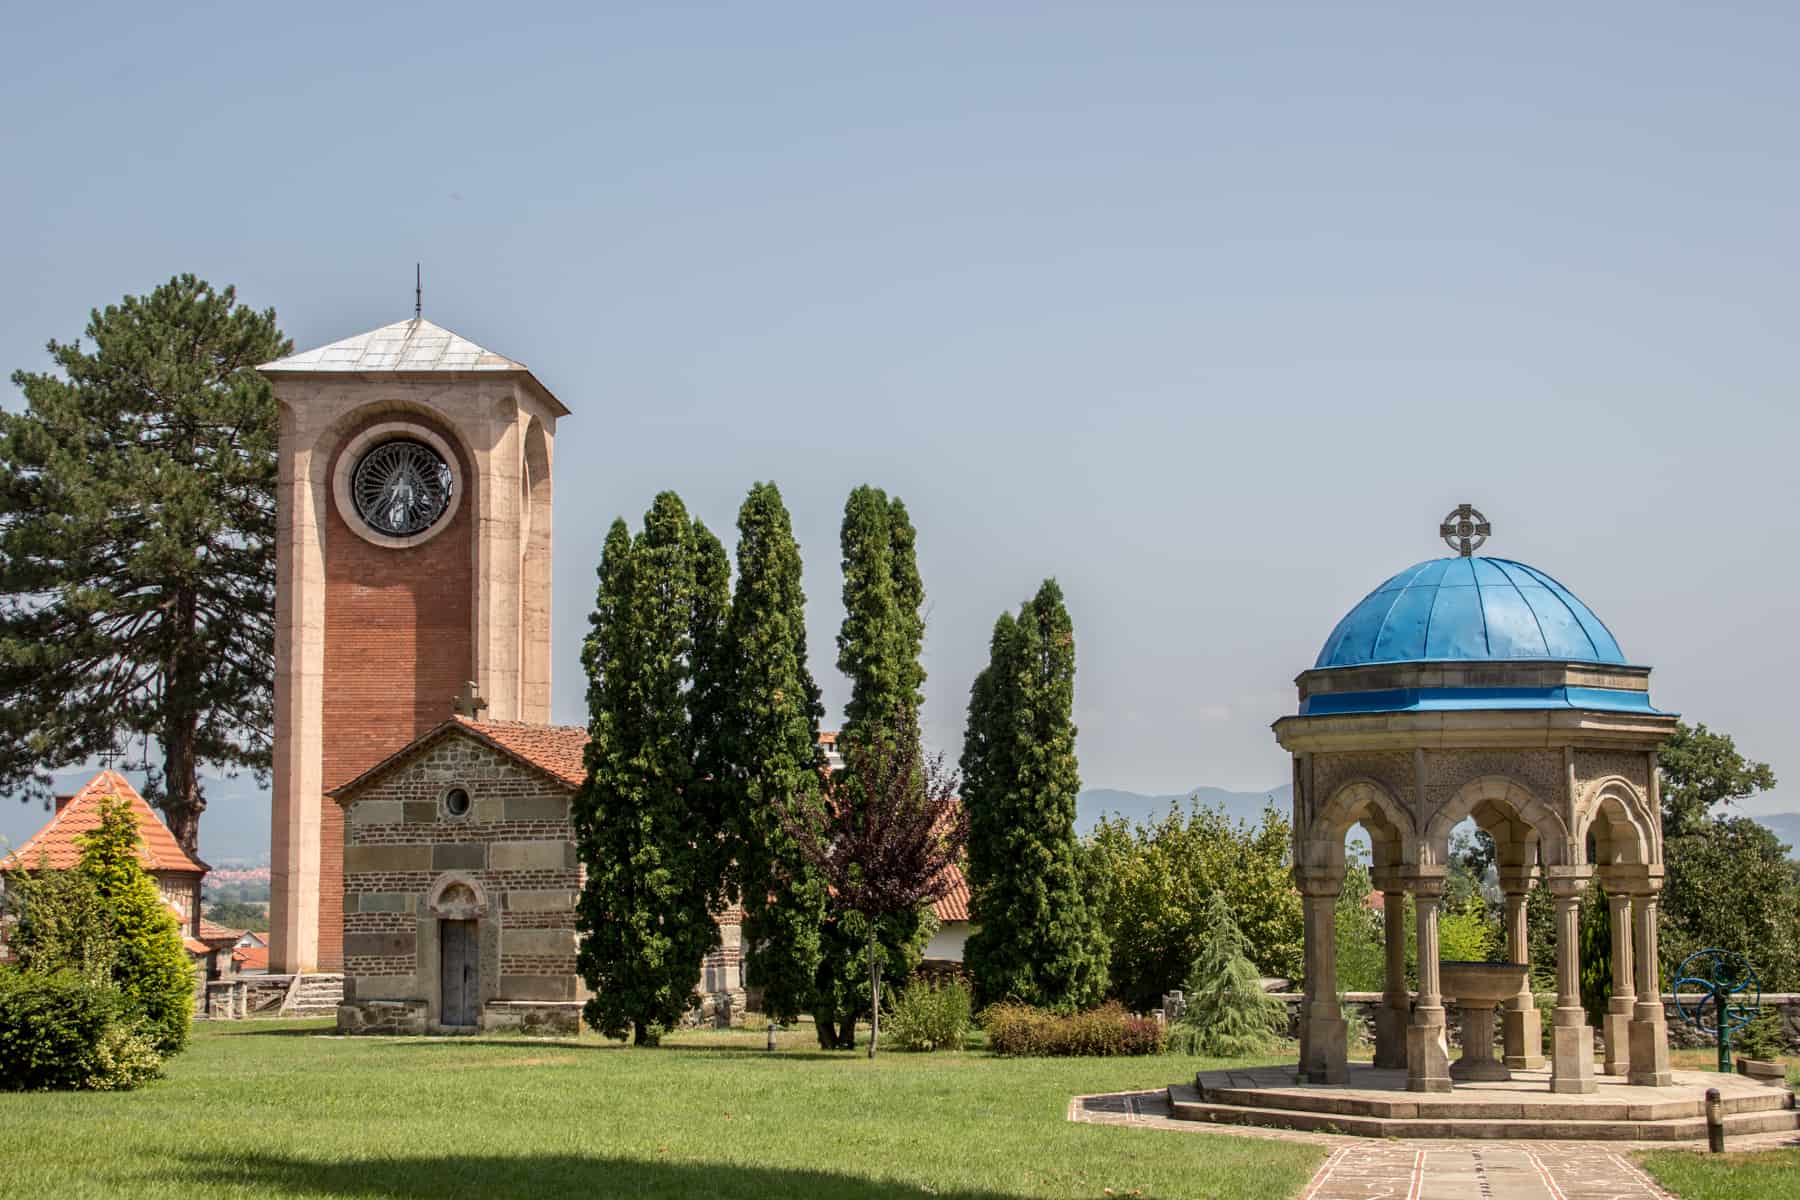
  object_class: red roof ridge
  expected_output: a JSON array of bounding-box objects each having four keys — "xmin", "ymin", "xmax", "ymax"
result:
[
  {"xmin": 1, "ymin": 770, "xmax": 208, "ymax": 876},
  {"xmin": 330, "ymin": 718, "xmax": 590, "ymax": 802}
]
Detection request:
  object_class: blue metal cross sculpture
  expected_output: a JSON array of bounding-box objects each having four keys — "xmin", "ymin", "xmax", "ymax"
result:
[{"xmin": 1673, "ymin": 949, "xmax": 1761, "ymax": 1073}]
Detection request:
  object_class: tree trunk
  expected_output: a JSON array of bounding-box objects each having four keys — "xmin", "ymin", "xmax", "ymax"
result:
[
  {"xmin": 868, "ymin": 929, "xmax": 880, "ymax": 1059},
  {"xmin": 160, "ymin": 586, "xmax": 205, "ymax": 854},
  {"xmin": 814, "ymin": 1012, "xmax": 837, "ymax": 1049}
]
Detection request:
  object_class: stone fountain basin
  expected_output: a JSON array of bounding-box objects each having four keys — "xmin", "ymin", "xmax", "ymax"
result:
[{"xmin": 1440, "ymin": 961, "xmax": 1528, "ymax": 1005}]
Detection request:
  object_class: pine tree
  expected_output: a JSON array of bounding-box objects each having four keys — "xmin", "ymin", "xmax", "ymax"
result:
[
  {"xmin": 78, "ymin": 794, "xmax": 194, "ymax": 1054},
  {"xmin": 721, "ymin": 483, "xmax": 828, "ymax": 1024},
  {"xmin": 0, "ymin": 276, "xmax": 291, "ymax": 852},
  {"xmin": 811, "ymin": 486, "xmax": 931, "ymax": 1047},
  {"xmin": 1168, "ymin": 892, "xmax": 1287, "ymax": 1057},
  {"xmin": 961, "ymin": 579, "xmax": 1109, "ymax": 1010},
  {"xmin": 573, "ymin": 494, "xmax": 729, "ymax": 1044}
]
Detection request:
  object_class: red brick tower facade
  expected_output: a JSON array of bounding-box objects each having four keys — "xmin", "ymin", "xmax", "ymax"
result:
[{"xmin": 259, "ymin": 319, "xmax": 565, "ymax": 973}]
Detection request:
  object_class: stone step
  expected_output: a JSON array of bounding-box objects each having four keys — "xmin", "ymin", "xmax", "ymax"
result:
[
  {"xmin": 1167, "ymin": 1085, "xmax": 1800, "ymax": 1142},
  {"xmin": 1196, "ymin": 1074, "xmax": 1792, "ymax": 1122}
]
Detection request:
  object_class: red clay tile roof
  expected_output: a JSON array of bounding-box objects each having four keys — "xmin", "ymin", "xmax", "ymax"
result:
[
  {"xmin": 197, "ymin": 918, "xmax": 240, "ymax": 948},
  {"xmin": 457, "ymin": 719, "xmax": 589, "ymax": 788},
  {"xmin": 233, "ymin": 944, "xmax": 269, "ymax": 971},
  {"xmin": 328, "ymin": 718, "xmax": 590, "ymax": 801},
  {"xmin": 933, "ymin": 861, "xmax": 970, "ymax": 923},
  {"xmin": 1, "ymin": 770, "xmax": 208, "ymax": 876}
]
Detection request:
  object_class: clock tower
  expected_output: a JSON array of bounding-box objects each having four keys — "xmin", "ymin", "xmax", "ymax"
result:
[{"xmin": 258, "ymin": 318, "xmax": 566, "ymax": 973}]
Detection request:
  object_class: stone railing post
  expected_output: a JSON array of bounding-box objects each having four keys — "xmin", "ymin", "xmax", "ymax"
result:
[
  {"xmin": 1546, "ymin": 869, "xmax": 1596, "ymax": 1094},
  {"xmin": 1297, "ymin": 873, "xmax": 1347, "ymax": 1084},
  {"xmin": 1628, "ymin": 879, "xmax": 1674, "ymax": 1086},
  {"xmin": 1405, "ymin": 872, "xmax": 1451, "ymax": 1093}
]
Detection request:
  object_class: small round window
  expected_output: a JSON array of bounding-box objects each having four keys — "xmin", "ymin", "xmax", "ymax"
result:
[{"xmin": 442, "ymin": 786, "xmax": 472, "ymax": 819}]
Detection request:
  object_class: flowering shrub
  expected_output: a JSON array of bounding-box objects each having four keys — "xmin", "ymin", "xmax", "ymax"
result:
[{"xmin": 980, "ymin": 1001, "xmax": 1165, "ymax": 1057}]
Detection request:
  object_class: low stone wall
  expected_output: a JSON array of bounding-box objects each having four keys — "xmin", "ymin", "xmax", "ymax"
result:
[
  {"xmin": 337, "ymin": 999, "xmax": 429, "ymax": 1035},
  {"xmin": 483, "ymin": 1000, "xmax": 581, "ymax": 1036},
  {"xmin": 1271, "ymin": 992, "xmax": 1800, "ymax": 1052}
]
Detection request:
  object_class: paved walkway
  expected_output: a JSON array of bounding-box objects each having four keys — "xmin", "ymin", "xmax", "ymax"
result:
[{"xmin": 1070, "ymin": 1088, "xmax": 1798, "ymax": 1199}]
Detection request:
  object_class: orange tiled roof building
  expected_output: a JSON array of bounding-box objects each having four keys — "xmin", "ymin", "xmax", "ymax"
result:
[{"xmin": 1, "ymin": 770, "xmax": 239, "ymax": 963}]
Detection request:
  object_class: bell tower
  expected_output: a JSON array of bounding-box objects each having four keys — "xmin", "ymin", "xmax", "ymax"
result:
[{"xmin": 259, "ymin": 318, "xmax": 565, "ymax": 972}]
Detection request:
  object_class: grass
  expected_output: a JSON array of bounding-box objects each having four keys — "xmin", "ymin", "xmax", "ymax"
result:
[
  {"xmin": 0, "ymin": 1019, "xmax": 1323, "ymax": 1199},
  {"xmin": 1635, "ymin": 1148, "xmax": 1800, "ymax": 1200},
  {"xmin": 1635, "ymin": 1047, "xmax": 1798, "ymax": 1199}
]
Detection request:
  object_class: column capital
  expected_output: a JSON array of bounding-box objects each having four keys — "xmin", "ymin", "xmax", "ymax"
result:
[
  {"xmin": 1597, "ymin": 863, "xmax": 1659, "ymax": 894},
  {"xmin": 1403, "ymin": 865, "xmax": 1447, "ymax": 898},
  {"xmin": 1368, "ymin": 867, "xmax": 1407, "ymax": 894},
  {"xmin": 1294, "ymin": 869, "xmax": 1345, "ymax": 899},
  {"xmin": 1543, "ymin": 866, "xmax": 1593, "ymax": 899},
  {"xmin": 1496, "ymin": 864, "xmax": 1539, "ymax": 895}
]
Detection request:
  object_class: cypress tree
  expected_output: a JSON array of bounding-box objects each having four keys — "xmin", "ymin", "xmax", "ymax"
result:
[
  {"xmin": 0, "ymin": 276, "xmax": 291, "ymax": 851},
  {"xmin": 722, "ymin": 483, "xmax": 828, "ymax": 1023},
  {"xmin": 811, "ymin": 486, "xmax": 932, "ymax": 1047},
  {"xmin": 961, "ymin": 579, "xmax": 1109, "ymax": 1010},
  {"xmin": 573, "ymin": 494, "xmax": 728, "ymax": 1044}
]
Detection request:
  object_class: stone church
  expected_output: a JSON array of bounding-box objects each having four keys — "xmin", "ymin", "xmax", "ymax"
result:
[{"xmin": 256, "ymin": 317, "xmax": 748, "ymax": 1033}]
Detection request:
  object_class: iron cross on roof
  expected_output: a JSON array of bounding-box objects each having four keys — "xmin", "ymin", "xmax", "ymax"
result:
[
  {"xmin": 452, "ymin": 681, "xmax": 488, "ymax": 719},
  {"xmin": 1439, "ymin": 504, "xmax": 1491, "ymax": 557}
]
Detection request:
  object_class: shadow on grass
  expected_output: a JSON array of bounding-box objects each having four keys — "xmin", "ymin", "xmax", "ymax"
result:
[{"xmin": 166, "ymin": 1152, "xmax": 1023, "ymax": 1199}]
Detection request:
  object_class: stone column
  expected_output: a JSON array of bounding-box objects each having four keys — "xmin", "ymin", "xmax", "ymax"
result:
[
  {"xmin": 1547, "ymin": 873, "xmax": 1597, "ymax": 1094},
  {"xmin": 1405, "ymin": 878, "xmax": 1451, "ymax": 1093},
  {"xmin": 1374, "ymin": 887, "xmax": 1410, "ymax": 1069},
  {"xmin": 1298, "ymin": 877, "xmax": 1347, "ymax": 1084},
  {"xmin": 1500, "ymin": 884, "xmax": 1544, "ymax": 1069},
  {"xmin": 1603, "ymin": 890, "xmax": 1635, "ymax": 1077},
  {"xmin": 1628, "ymin": 885, "xmax": 1674, "ymax": 1087}
]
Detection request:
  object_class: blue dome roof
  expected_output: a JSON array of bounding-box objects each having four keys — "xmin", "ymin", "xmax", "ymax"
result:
[{"xmin": 1315, "ymin": 557, "xmax": 1627, "ymax": 669}]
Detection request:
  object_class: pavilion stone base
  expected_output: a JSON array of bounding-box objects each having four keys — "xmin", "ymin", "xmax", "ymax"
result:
[
  {"xmin": 1502, "ymin": 1004, "xmax": 1545, "ymax": 1070},
  {"xmin": 1372, "ymin": 1004, "xmax": 1408, "ymax": 1069},
  {"xmin": 1406, "ymin": 1013, "xmax": 1452, "ymax": 1093},
  {"xmin": 1550, "ymin": 1024, "xmax": 1598, "ymax": 1094},
  {"xmin": 1629, "ymin": 1010, "xmax": 1674, "ymax": 1087},
  {"xmin": 1170, "ymin": 1064, "xmax": 1800, "ymax": 1141},
  {"xmin": 1603, "ymin": 1002, "xmax": 1633, "ymax": 1076},
  {"xmin": 1302, "ymin": 1014, "xmax": 1349, "ymax": 1084}
]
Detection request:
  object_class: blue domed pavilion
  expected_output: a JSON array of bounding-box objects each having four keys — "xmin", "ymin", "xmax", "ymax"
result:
[{"xmin": 1271, "ymin": 507, "xmax": 1677, "ymax": 1099}]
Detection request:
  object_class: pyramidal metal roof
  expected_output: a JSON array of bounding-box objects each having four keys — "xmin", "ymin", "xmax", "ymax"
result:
[{"xmin": 259, "ymin": 318, "xmax": 568, "ymax": 414}]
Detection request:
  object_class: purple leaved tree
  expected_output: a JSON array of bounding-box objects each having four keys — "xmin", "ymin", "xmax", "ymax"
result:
[{"xmin": 781, "ymin": 713, "xmax": 968, "ymax": 1057}]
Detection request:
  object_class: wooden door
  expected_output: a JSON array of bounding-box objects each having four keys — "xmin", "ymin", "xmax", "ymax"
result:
[{"xmin": 439, "ymin": 919, "xmax": 478, "ymax": 1026}]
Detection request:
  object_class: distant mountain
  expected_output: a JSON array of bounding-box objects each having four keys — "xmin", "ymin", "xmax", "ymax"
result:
[{"xmin": 1078, "ymin": 784, "xmax": 1291, "ymax": 834}]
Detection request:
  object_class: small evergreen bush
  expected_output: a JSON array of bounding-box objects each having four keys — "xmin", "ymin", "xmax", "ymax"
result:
[
  {"xmin": 887, "ymin": 978, "xmax": 973, "ymax": 1051},
  {"xmin": 1166, "ymin": 893, "xmax": 1287, "ymax": 1057},
  {"xmin": 0, "ymin": 967, "xmax": 163, "ymax": 1091},
  {"xmin": 1736, "ymin": 1007, "xmax": 1787, "ymax": 1061},
  {"xmin": 79, "ymin": 795, "xmax": 195, "ymax": 1054},
  {"xmin": 980, "ymin": 1001, "xmax": 1165, "ymax": 1056}
]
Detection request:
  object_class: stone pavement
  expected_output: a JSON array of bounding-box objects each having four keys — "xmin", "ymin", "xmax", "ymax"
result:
[{"xmin": 1070, "ymin": 1088, "xmax": 1800, "ymax": 1199}]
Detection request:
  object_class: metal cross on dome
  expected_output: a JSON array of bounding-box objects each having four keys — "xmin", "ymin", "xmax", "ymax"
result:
[{"xmin": 1439, "ymin": 504, "xmax": 1491, "ymax": 557}]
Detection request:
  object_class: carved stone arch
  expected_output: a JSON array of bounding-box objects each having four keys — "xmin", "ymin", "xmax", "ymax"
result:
[
  {"xmin": 1300, "ymin": 778, "xmax": 1417, "ymax": 872},
  {"xmin": 1425, "ymin": 775, "xmax": 1571, "ymax": 868},
  {"xmin": 426, "ymin": 872, "xmax": 490, "ymax": 919},
  {"xmin": 1576, "ymin": 776, "xmax": 1656, "ymax": 867}
]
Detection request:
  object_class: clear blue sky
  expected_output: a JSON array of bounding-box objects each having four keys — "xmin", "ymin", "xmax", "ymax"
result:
[{"xmin": 3, "ymin": 2, "xmax": 1796, "ymax": 821}]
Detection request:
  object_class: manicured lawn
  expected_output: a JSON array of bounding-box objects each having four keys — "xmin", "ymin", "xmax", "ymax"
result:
[
  {"xmin": 1636, "ymin": 1148, "xmax": 1800, "ymax": 1200},
  {"xmin": 0, "ymin": 1019, "xmax": 1323, "ymax": 1199}
]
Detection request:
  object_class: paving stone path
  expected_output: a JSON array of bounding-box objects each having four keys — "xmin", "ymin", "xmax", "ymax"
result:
[{"xmin": 1068, "ymin": 1089, "xmax": 1800, "ymax": 1199}]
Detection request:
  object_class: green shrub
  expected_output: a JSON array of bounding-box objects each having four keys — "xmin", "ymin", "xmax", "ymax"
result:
[
  {"xmin": 0, "ymin": 966, "xmax": 163, "ymax": 1091},
  {"xmin": 980, "ymin": 1001, "xmax": 1165, "ymax": 1057},
  {"xmin": 79, "ymin": 794, "xmax": 194, "ymax": 1054},
  {"xmin": 887, "ymin": 978, "xmax": 973, "ymax": 1051}
]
